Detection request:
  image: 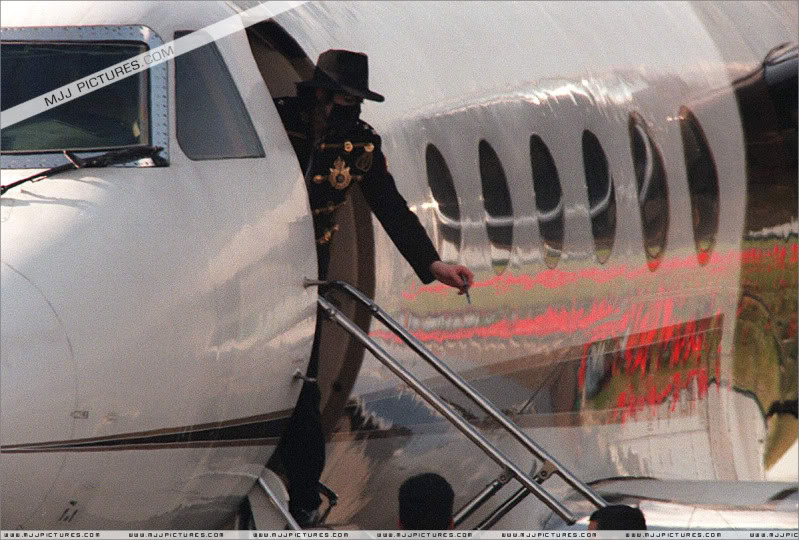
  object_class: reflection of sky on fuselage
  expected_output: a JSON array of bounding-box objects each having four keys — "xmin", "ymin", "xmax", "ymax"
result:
[
  {"xmin": 274, "ymin": 1, "xmax": 759, "ymax": 135},
  {"xmin": 365, "ymin": 391, "xmax": 439, "ymax": 427}
]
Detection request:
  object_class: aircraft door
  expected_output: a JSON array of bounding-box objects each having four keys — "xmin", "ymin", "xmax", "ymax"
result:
[
  {"xmin": 243, "ymin": 21, "xmax": 376, "ymax": 434},
  {"xmin": 171, "ymin": 30, "xmax": 319, "ymax": 423}
]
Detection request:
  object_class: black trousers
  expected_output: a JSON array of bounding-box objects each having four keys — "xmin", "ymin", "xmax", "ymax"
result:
[{"xmin": 276, "ymin": 291, "xmax": 327, "ymax": 514}]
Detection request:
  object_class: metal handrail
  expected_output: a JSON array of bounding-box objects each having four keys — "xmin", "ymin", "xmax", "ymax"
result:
[
  {"xmin": 258, "ymin": 476, "xmax": 301, "ymax": 530},
  {"xmin": 475, "ymin": 461, "xmax": 557, "ymax": 529},
  {"xmin": 452, "ymin": 474, "xmax": 510, "ymax": 527},
  {"xmin": 323, "ymin": 280, "xmax": 608, "ymax": 512},
  {"xmin": 317, "ymin": 296, "xmax": 576, "ymax": 524},
  {"xmin": 476, "ymin": 485, "xmax": 529, "ymax": 530}
]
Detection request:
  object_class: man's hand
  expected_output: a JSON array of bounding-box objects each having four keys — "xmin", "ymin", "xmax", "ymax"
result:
[{"xmin": 430, "ymin": 261, "xmax": 474, "ymax": 295}]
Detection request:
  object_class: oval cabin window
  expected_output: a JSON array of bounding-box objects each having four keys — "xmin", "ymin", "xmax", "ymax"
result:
[
  {"xmin": 582, "ymin": 131, "xmax": 617, "ymax": 264},
  {"xmin": 425, "ymin": 144, "xmax": 461, "ymax": 262},
  {"xmin": 629, "ymin": 112, "xmax": 669, "ymax": 270},
  {"xmin": 478, "ymin": 140, "xmax": 513, "ymax": 275},
  {"xmin": 530, "ymin": 135, "xmax": 564, "ymax": 268},
  {"xmin": 679, "ymin": 107, "xmax": 719, "ymax": 265}
]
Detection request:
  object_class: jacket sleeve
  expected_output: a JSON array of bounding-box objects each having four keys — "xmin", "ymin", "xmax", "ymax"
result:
[{"xmin": 356, "ymin": 136, "xmax": 441, "ymax": 284}]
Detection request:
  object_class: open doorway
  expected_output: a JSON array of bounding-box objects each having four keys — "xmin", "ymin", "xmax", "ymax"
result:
[{"xmin": 244, "ymin": 20, "xmax": 376, "ymax": 434}]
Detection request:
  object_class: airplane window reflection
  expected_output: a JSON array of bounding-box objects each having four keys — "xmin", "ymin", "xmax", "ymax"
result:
[
  {"xmin": 478, "ymin": 140, "xmax": 513, "ymax": 275},
  {"xmin": 629, "ymin": 112, "xmax": 669, "ymax": 271},
  {"xmin": 425, "ymin": 144, "xmax": 461, "ymax": 263},
  {"xmin": 679, "ymin": 107, "xmax": 719, "ymax": 265},
  {"xmin": 582, "ymin": 130, "xmax": 617, "ymax": 264},
  {"xmin": 530, "ymin": 134, "xmax": 565, "ymax": 269},
  {"xmin": 0, "ymin": 42, "xmax": 148, "ymax": 153},
  {"xmin": 174, "ymin": 31, "xmax": 265, "ymax": 160}
]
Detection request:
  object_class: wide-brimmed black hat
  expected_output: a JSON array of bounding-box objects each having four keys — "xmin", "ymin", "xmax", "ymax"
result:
[{"xmin": 297, "ymin": 49, "xmax": 385, "ymax": 102}]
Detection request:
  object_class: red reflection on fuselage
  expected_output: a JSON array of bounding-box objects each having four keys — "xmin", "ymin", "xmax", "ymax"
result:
[
  {"xmin": 369, "ymin": 240, "xmax": 794, "ymax": 424},
  {"xmin": 613, "ymin": 366, "xmax": 710, "ymax": 423},
  {"xmin": 582, "ymin": 314, "xmax": 722, "ymax": 423},
  {"xmin": 400, "ymin": 244, "xmax": 796, "ymax": 302},
  {"xmin": 370, "ymin": 243, "xmax": 793, "ymax": 424}
]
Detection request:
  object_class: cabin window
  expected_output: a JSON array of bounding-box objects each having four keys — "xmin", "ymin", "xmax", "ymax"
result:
[
  {"xmin": 478, "ymin": 140, "xmax": 513, "ymax": 274},
  {"xmin": 582, "ymin": 131, "xmax": 617, "ymax": 264},
  {"xmin": 530, "ymin": 135, "xmax": 564, "ymax": 268},
  {"xmin": 629, "ymin": 112, "xmax": 669, "ymax": 270},
  {"xmin": 425, "ymin": 144, "xmax": 461, "ymax": 262},
  {"xmin": 174, "ymin": 31, "xmax": 264, "ymax": 160},
  {"xmin": 679, "ymin": 108, "xmax": 719, "ymax": 264},
  {"xmin": 1, "ymin": 42, "xmax": 150, "ymax": 153}
]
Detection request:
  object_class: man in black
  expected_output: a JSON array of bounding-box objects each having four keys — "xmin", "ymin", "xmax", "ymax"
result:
[
  {"xmin": 274, "ymin": 49, "xmax": 474, "ymax": 527},
  {"xmin": 588, "ymin": 505, "xmax": 647, "ymax": 530},
  {"xmin": 398, "ymin": 473, "xmax": 455, "ymax": 530}
]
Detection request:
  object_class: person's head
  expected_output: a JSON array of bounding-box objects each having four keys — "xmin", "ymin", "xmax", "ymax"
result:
[
  {"xmin": 398, "ymin": 473, "xmax": 454, "ymax": 530},
  {"xmin": 297, "ymin": 49, "xmax": 383, "ymax": 131},
  {"xmin": 310, "ymin": 88, "xmax": 364, "ymax": 131},
  {"xmin": 588, "ymin": 505, "xmax": 646, "ymax": 530}
]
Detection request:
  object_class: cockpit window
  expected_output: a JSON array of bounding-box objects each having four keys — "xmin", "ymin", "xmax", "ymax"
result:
[{"xmin": 1, "ymin": 42, "xmax": 150, "ymax": 153}]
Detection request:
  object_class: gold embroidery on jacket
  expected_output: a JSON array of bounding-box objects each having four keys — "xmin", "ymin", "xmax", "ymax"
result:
[
  {"xmin": 328, "ymin": 157, "xmax": 352, "ymax": 189},
  {"xmin": 355, "ymin": 143, "xmax": 375, "ymax": 172},
  {"xmin": 317, "ymin": 224, "xmax": 340, "ymax": 245},
  {"xmin": 312, "ymin": 200, "xmax": 348, "ymax": 216}
]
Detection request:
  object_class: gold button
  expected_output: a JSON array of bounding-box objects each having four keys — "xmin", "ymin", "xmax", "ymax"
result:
[
  {"xmin": 364, "ymin": 143, "xmax": 374, "ymax": 152},
  {"xmin": 344, "ymin": 141, "xmax": 353, "ymax": 152}
]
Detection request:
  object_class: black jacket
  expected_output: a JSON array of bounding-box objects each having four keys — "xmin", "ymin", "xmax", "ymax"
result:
[{"xmin": 275, "ymin": 96, "xmax": 440, "ymax": 284}]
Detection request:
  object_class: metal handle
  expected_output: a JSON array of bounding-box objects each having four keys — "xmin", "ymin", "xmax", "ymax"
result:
[{"xmin": 293, "ymin": 369, "xmax": 317, "ymax": 384}]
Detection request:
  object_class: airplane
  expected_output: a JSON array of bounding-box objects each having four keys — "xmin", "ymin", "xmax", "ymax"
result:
[{"xmin": 0, "ymin": 0, "xmax": 796, "ymax": 531}]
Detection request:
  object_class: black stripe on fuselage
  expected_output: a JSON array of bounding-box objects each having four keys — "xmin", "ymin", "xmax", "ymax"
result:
[
  {"xmin": 1, "ymin": 413, "xmax": 290, "ymax": 453},
  {"xmin": 2, "ymin": 316, "xmax": 735, "ymax": 453}
]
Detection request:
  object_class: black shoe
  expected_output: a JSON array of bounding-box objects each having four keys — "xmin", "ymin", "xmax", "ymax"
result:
[{"xmin": 291, "ymin": 507, "xmax": 320, "ymax": 529}]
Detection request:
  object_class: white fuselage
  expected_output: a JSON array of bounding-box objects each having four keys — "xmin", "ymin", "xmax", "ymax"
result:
[{"xmin": 1, "ymin": 1, "xmax": 796, "ymax": 530}]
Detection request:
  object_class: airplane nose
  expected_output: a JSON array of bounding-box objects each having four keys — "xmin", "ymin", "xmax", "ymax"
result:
[
  {"xmin": 1, "ymin": 262, "xmax": 78, "ymax": 526},
  {"xmin": 1, "ymin": 262, "xmax": 78, "ymax": 448}
]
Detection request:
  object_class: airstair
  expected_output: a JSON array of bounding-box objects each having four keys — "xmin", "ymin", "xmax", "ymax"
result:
[
  {"xmin": 245, "ymin": 469, "xmax": 338, "ymax": 530},
  {"xmin": 305, "ymin": 279, "xmax": 608, "ymax": 529}
]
